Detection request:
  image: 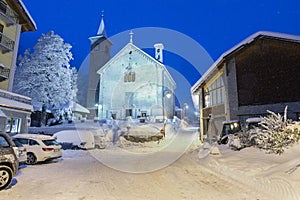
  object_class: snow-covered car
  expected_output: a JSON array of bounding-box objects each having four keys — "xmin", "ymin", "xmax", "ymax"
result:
[
  {"xmin": 0, "ymin": 132, "xmax": 19, "ymax": 190},
  {"xmin": 12, "ymin": 134, "xmax": 62, "ymax": 165},
  {"xmin": 54, "ymin": 130, "xmax": 98, "ymax": 150},
  {"xmin": 218, "ymin": 120, "xmax": 241, "ymax": 144},
  {"xmin": 245, "ymin": 117, "xmax": 263, "ymax": 130},
  {"xmin": 155, "ymin": 116, "xmax": 165, "ymax": 123},
  {"xmin": 218, "ymin": 118, "xmax": 264, "ymax": 146},
  {"xmin": 12, "ymin": 138, "xmax": 27, "ymax": 164}
]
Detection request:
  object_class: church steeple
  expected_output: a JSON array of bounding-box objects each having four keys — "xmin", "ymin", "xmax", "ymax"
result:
[{"xmin": 97, "ymin": 11, "xmax": 107, "ymax": 37}]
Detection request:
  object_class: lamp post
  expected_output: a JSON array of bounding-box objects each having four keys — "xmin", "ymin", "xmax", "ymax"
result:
[
  {"xmin": 183, "ymin": 103, "xmax": 189, "ymax": 120},
  {"xmin": 94, "ymin": 103, "xmax": 102, "ymax": 121},
  {"xmin": 161, "ymin": 90, "xmax": 172, "ymax": 137}
]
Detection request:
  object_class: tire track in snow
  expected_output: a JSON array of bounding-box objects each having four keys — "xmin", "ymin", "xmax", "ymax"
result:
[{"xmin": 255, "ymin": 176, "xmax": 299, "ymax": 200}]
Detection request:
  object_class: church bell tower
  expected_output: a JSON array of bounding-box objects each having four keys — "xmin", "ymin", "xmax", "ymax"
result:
[{"xmin": 86, "ymin": 12, "xmax": 112, "ymax": 119}]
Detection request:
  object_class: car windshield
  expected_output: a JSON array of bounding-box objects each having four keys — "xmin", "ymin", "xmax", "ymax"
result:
[{"xmin": 42, "ymin": 139, "xmax": 60, "ymax": 146}]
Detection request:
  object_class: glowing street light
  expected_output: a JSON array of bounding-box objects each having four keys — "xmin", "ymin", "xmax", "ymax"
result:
[
  {"xmin": 94, "ymin": 103, "xmax": 103, "ymax": 120},
  {"xmin": 161, "ymin": 90, "xmax": 172, "ymax": 137},
  {"xmin": 183, "ymin": 103, "xmax": 189, "ymax": 120}
]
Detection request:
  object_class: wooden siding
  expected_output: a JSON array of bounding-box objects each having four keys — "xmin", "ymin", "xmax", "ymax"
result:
[{"xmin": 235, "ymin": 38, "xmax": 300, "ymax": 106}]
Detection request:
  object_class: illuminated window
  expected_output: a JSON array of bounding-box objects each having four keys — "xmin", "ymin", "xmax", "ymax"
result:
[
  {"xmin": 204, "ymin": 76, "xmax": 225, "ymax": 108},
  {"xmin": 124, "ymin": 70, "xmax": 135, "ymax": 82},
  {"xmin": 6, "ymin": 118, "xmax": 21, "ymax": 134}
]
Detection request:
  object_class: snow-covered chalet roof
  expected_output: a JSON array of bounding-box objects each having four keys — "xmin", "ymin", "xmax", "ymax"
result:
[
  {"xmin": 0, "ymin": 90, "xmax": 33, "ymax": 112},
  {"xmin": 191, "ymin": 31, "xmax": 300, "ymax": 94},
  {"xmin": 17, "ymin": 0, "xmax": 37, "ymax": 30},
  {"xmin": 6, "ymin": 0, "xmax": 37, "ymax": 32},
  {"xmin": 71, "ymin": 102, "xmax": 90, "ymax": 114}
]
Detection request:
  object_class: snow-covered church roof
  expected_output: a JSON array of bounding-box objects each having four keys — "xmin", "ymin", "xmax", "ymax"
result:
[
  {"xmin": 191, "ymin": 31, "xmax": 300, "ymax": 94},
  {"xmin": 97, "ymin": 33, "xmax": 176, "ymax": 86}
]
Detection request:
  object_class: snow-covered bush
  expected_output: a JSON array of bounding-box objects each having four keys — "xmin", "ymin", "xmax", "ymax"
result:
[{"xmin": 249, "ymin": 107, "xmax": 300, "ymax": 154}]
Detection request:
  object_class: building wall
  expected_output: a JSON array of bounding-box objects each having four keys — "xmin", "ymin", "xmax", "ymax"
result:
[
  {"xmin": 233, "ymin": 38, "xmax": 300, "ymax": 121},
  {"xmin": 1, "ymin": 107, "xmax": 30, "ymax": 134},
  {"xmin": 225, "ymin": 58, "xmax": 240, "ymax": 121},
  {"xmin": 235, "ymin": 38, "xmax": 300, "ymax": 107},
  {"xmin": 199, "ymin": 70, "xmax": 227, "ymax": 138},
  {"xmin": 0, "ymin": 0, "xmax": 35, "ymax": 134},
  {"xmin": 86, "ymin": 37, "xmax": 111, "ymax": 118},
  {"xmin": 0, "ymin": 0, "xmax": 19, "ymax": 91}
]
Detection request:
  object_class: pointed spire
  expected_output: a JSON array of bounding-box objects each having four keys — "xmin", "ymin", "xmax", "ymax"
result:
[
  {"xmin": 129, "ymin": 30, "xmax": 134, "ymax": 43},
  {"xmin": 97, "ymin": 10, "xmax": 107, "ymax": 37}
]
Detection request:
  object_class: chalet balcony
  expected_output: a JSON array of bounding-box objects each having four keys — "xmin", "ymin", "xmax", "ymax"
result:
[
  {"xmin": 0, "ymin": 32, "xmax": 14, "ymax": 53},
  {"xmin": 0, "ymin": 63, "xmax": 9, "ymax": 82},
  {"xmin": 0, "ymin": 1, "xmax": 18, "ymax": 26}
]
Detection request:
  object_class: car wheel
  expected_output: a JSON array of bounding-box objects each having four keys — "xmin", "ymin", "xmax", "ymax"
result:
[
  {"xmin": 0, "ymin": 165, "xmax": 13, "ymax": 190},
  {"xmin": 26, "ymin": 153, "xmax": 37, "ymax": 165}
]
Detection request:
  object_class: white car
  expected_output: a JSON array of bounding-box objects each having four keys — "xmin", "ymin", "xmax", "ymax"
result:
[{"xmin": 12, "ymin": 134, "xmax": 62, "ymax": 165}]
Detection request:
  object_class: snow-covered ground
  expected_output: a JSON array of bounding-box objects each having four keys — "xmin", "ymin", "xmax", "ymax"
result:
[
  {"xmin": 2, "ymin": 120, "xmax": 300, "ymax": 199},
  {"xmin": 194, "ymin": 143, "xmax": 300, "ymax": 200},
  {"xmin": 1, "ymin": 142, "xmax": 267, "ymax": 200}
]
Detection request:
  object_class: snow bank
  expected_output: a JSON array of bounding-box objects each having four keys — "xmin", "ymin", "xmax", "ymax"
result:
[{"xmin": 197, "ymin": 143, "xmax": 300, "ymax": 200}]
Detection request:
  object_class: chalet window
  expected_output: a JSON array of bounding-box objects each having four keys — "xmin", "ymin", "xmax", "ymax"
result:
[
  {"xmin": 6, "ymin": 117, "xmax": 21, "ymax": 134},
  {"xmin": 204, "ymin": 76, "xmax": 225, "ymax": 108}
]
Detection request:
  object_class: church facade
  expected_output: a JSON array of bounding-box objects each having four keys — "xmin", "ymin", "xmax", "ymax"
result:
[
  {"xmin": 87, "ymin": 15, "xmax": 176, "ymax": 120},
  {"xmin": 96, "ymin": 38, "xmax": 175, "ymax": 120}
]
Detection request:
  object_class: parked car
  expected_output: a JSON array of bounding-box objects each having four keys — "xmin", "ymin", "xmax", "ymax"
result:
[
  {"xmin": 218, "ymin": 118, "xmax": 264, "ymax": 145},
  {"xmin": 12, "ymin": 138, "xmax": 27, "ymax": 164},
  {"xmin": 0, "ymin": 132, "xmax": 19, "ymax": 190},
  {"xmin": 12, "ymin": 134, "xmax": 62, "ymax": 165},
  {"xmin": 218, "ymin": 120, "xmax": 242, "ymax": 144}
]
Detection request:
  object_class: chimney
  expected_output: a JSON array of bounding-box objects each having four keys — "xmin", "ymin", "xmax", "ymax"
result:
[{"xmin": 154, "ymin": 43, "xmax": 164, "ymax": 63}]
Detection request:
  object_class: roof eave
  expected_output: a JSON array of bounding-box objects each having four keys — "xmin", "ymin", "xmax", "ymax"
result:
[{"xmin": 7, "ymin": 0, "xmax": 37, "ymax": 32}]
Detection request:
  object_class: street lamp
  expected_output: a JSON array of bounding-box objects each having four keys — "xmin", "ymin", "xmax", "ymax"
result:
[
  {"xmin": 94, "ymin": 103, "xmax": 102, "ymax": 121},
  {"xmin": 183, "ymin": 103, "xmax": 189, "ymax": 121},
  {"xmin": 161, "ymin": 90, "xmax": 172, "ymax": 137}
]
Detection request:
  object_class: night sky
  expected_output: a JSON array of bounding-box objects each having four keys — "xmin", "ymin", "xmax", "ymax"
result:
[{"xmin": 19, "ymin": 0, "xmax": 300, "ymax": 86}]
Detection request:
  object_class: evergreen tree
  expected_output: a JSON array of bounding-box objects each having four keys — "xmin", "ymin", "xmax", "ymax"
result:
[{"xmin": 14, "ymin": 31, "xmax": 77, "ymax": 119}]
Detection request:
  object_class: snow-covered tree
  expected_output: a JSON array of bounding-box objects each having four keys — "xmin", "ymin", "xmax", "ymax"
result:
[
  {"xmin": 249, "ymin": 107, "xmax": 300, "ymax": 154},
  {"xmin": 14, "ymin": 31, "xmax": 77, "ymax": 116},
  {"xmin": 226, "ymin": 107, "xmax": 300, "ymax": 154}
]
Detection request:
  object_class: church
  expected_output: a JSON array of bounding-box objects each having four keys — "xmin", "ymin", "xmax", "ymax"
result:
[{"xmin": 86, "ymin": 14, "xmax": 176, "ymax": 120}]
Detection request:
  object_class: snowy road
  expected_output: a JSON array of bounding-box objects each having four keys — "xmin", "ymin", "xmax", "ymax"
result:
[
  {"xmin": 1, "ymin": 130, "xmax": 268, "ymax": 200},
  {"xmin": 1, "ymin": 151, "xmax": 266, "ymax": 200}
]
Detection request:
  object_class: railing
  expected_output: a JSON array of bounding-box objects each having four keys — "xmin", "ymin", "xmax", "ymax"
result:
[
  {"xmin": 0, "ymin": 66, "xmax": 9, "ymax": 81},
  {"xmin": 0, "ymin": 32, "xmax": 14, "ymax": 52},
  {"xmin": 0, "ymin": 1, "xmax": 18, "ymax": 25}
]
